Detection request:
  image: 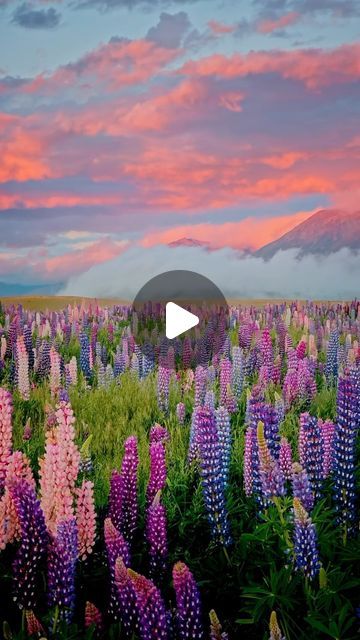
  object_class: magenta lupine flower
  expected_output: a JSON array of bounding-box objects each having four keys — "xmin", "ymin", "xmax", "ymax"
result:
[
  {"xmin": 219, "ymin": 359, "xmax": 232, "ymax": 407},
  {"xmin": 176, "ymin": 402, "xmax": 186, "ymax": 424},
  {"xmin": 146, "ymin": 491, "xmax": 168, "ymax": 584},
  {"xmin": 129, "ymin": 568, "xmax": 169, "ymax": 640},
  {"xmin": 333, "ymin": 370, "xmax": 358, "ymax": 533},
  {"xmin": 279, "ymin": 437, "xmax": 293, "ymax": 480},
  {"xmin": 173, "ymin": 561, "xmax": 204, "ymax": 640},
  {"xmin": 197, "ymin": 407, "xmax": 231, "ymax": 546},
  {"xmin": 147, "ymin": 440, "xmax": 167, "ymax": 506},
  {"xmin": 293, "ymin": 498, "xmax": 320, "ymax": 580},
  {"xmin": 119, "ymin": 435, "xmax": 139, "ymax": 544},
  {"xmin": 9, "ymin": 480, "xmax": 48, "ymax": 611},
  {"xmin": 47, "ymin": 517, "xmax": 78, "ymax": 621},
  {"xmin": 292, "ymin": 463, "xmax": 314, "ymax": 513},
  {"xmin": 150, "ymin": 424, "xmax": 169, "ymax": 444},
  {"xmin": 85, "ymin": 601, "xmax": 104, "ymax": 635},
  {"xmin": 299, "ymin": 413, "xmax": 324, "ymax": 500},
  {"xmin": 104, "ymin": 517, "xmax": 130, "ymax": 620},
  {"xmin": 257, "ymin": 422, "xmax": 285, "ymax": 502},
  {"xmin": 319, "ymin": 419, "xmax": 335, "ymax": 478},
  {"xmin": 0, "ymin": 387, "xmax": 13, "ymax": 489}
]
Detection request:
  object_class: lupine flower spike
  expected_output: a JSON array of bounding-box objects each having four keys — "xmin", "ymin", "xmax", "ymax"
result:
[
  {"xmin": 269, "ymin": 611, "xmax": 285, "ymax": 640},
  {"xmin": 173, "ymin": 562, "xmax": 204, "ymax": 640}
]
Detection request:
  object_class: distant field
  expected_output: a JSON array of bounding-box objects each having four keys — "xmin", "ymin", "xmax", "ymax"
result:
[{"xmin": 0, "ymin": 295, "xmax": 341, "ymax": 311}]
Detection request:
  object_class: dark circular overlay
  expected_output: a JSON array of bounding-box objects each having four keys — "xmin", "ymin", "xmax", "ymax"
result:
[{"xmin": 131, "ymin": 270, "xmax": 229, "ymax": 370}]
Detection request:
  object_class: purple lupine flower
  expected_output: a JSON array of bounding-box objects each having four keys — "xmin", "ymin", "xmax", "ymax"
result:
[
  {"xmin": 298, "ymin": 413, "xmax": 324, "ymax": 500},
  {"xmin": 150, "ymin": 424, "xmax": 170, "ymax": 445},
  {"xmin": 215, "ymin": 406, "xmax": 231, "ymax": 487},
  {"xmin": 219, "ymin": 359, "xmax": 232, "ymax": 407},
  {"xmin": 257, "ymin": 422, "xmax": 285, "ymax": 502},
  {"xmin": 146, "ymin": 491, "xmax": 168, "ymax": 585},
  {"xmin": 173, "ymin": 562, "xmax": 204, "ymax": 640},
  {"xmin": 292, "ymin": 463, "xmax": 314, "ymax": 513},
  {"xmin": 108, "ymin": 470, "xmax": 124, "ymax": 532},
  {"xmin": 80, "ymin": 332, "xmax": 92, "ymax": 381},
  {"xmin": 188, "ymin": 406, "xmax": 201, "ymax": 463},
  {"xmin": 293, "ymin": 497, "xmax": 320, "ymax": 580},
  {"xmin": 114, "ymin": 558, "xmax": 139, "ymax": 638},
  {"xmin": 231, "ymin": 345, "xmax": 244, "ymax": 399},
  {"xmin": 9, "ymin": 480, "xmax": 48, "ymax": 611},
  {"xmin": 319, "ymin": 419, "xmax": 335, "ymax": 478},
  {"xmin": 104, "ymin": 518, "xmax": 130, "ymax": 621},
  {"xmin": 120, "ymin": 436, "xmax": 139, "ymax": 544},
  {"xmin": 157, "ymin": 365, "xmax": 170, "ymax": 413},
  {"xmin": 197, "ymin": 407, "xmax": 231, "ymax": 546},
  {"xmin": 147, "ymin": 440, "xmax": 167, "ymax": 506},
  {"xmin": 194, "ymin": 365, "xmax": 207, "ymax": 406},
  {"xmin": 204, "ymin": 389, "xmax": 215, "ymax": 411},
  {"xmin": 47, "ymin": 518, "xmax": 78, "ymax": 621},
  {"xmin": 243, "ymin": 426, "xmax": 254, "ymax": 497},
  {"xmin": 182, "ymin": 336, "xmax": 192, "ymax": 369},
  {"xmin": 325, "ymin": 329, "xmax": 339, "ymax": 385},
  {"xmin": 176, "ymin": 402, "xmax": 186, "ymax": 424},
  {"xmin": 129, "ymin": 569, "xmax": 169, "ymax": 639},
  {"xmin": 279, "ymin": 437, "xmax": 293, "ymax": 480},
  {"xmin": 333, "ymin": 370, "xmax": 358, "ymax": 534}
]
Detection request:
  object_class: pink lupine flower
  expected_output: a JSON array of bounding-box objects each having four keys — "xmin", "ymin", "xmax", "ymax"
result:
[
  {"xmin": 50, "ymin": 346, "xmax": 61, "ymax": 397},
  {"xmin": 85, "ymin": 601, "xmax": 104, "ymax": 634},
  {"xmin": 39, "ymin": 400, "xmax": 80, "ymax": 534},
  {"xmin": 76, "ymin": 480, "xmax": 96, "ymax": 560},
  {"xmin": 26, "ymin": 610, "xmax": 44, "ymax": 636},
  {"xmin": 16, "ymin": 335, "xmax": 30, "ymax": 400},
  {"xmin": 0, "ymin": 387, "xmax": 13, "ymax": 489}
]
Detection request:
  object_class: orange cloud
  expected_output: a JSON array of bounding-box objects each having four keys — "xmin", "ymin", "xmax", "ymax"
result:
[
  {"xmin": 141, "ymin": 210, "xmax": 316, "ymax": 251},
  {"xmin": 42, "ymin": 238, "xmax": 128, "ymax": 278},
  {"xmin": 180, "ymin": 43, "xmax": 360, "ymax": 89},
  {"xmin": 257, "ymin": 12, "xmax": 300, "ymax": 34}
]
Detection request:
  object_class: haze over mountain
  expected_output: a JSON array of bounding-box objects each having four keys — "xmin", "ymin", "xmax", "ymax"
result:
[{"xmin": 256, "ymin": 210, "xmax": 360, "ymax": 260}]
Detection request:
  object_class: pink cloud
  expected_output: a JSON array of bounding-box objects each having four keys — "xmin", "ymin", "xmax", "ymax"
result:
[
  {"xmin": 180, "ymin": 43, "xmax": 360, "ymax": 89},
  {"xmin": 141, "ymin": 210, "xmax": 316, "ymax": 251},
  {"xmin": 207, "ymin": 20, "xmax": 236, "ymax": 35},
  {"xmin": 257, "ymin": 12, "xmax": 300, "ymax": 34}
]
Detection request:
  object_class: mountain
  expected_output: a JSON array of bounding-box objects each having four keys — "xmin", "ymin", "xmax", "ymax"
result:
[
  {"xmin": 256, "ymin": 209, "xmax": 360, "ymax": 259},
  {"xmin": 168, "ymin": 237, "xmax": 209, "ymax": 249},
  {"xmin": 0, "ymin": 282, "xmax": 64, "ymax": 297}
]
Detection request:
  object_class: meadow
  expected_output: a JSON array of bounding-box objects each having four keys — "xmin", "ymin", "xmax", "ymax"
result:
[{"xmin": 0, "ymin": 298, "xmax": 359, "ymax": 639}]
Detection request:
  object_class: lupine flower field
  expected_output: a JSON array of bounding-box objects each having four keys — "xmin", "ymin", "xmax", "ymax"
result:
[{"xmin": 0, "ymin": 298, "xmax": 359, "ymax": 639}]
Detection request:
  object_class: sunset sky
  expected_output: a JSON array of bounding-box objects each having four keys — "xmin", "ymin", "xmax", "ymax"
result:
[{"xmin": 0, "ymin": 0, "xmax": 359, "ymax": 297}]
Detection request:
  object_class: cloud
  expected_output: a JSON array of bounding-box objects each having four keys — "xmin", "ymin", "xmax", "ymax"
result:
[
  {"xmin": 207, "ymin": 20, "xmax": 236, "ymax": 35},
  {"xmin": 257, "ymin": 11, "xmax": 300, "ymax": 34},
  {"xmin": 254, "ymin": 0, "xmax": 360, "ymax": 18},
  {"xmin": 60, "ymin": 243, "xmax": 360, "ymax": 300},
  {"xmin": 146, "ymin": 12, "xmax": 191, "ymax": 49},
  {"xmin": 180, "ymin": 43, "xmax": 360, "ymax": 89},
  {"xmin": 140, "ymin": 210, "xmax": 315, "ymax": 251},
  {"xmin": 73, "ymin": 0, "xmax": 209, "ymax": 11},
  {"xmin": 11, "ymin": 3, "xmax": 61, "ymax": 29}
]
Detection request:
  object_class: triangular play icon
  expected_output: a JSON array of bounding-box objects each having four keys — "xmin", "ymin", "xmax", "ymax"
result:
[{"xmin": 165, "ymin": 302, "xmax": 199, "ymax": 340}]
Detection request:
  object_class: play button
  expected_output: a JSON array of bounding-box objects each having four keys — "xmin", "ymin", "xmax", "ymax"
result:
[
  {"xmin": 132, "ymin": 269, "xmax": 229, "ymax": 370},
  {"xmin": 166, "ymin": 302, "xmax": 199, "ymax": 339}
]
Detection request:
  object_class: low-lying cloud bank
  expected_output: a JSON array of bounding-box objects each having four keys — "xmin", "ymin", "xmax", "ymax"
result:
[{"xmin": 60, "ymin": 245, "xmax": 360, "ymax": 300}]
